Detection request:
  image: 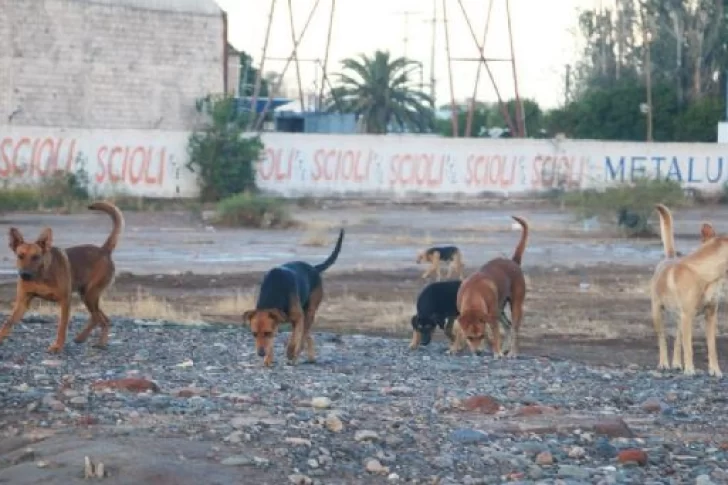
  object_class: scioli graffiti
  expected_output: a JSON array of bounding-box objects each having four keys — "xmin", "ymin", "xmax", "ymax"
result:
[
  {"xmin": 256, "ymin": 144, "xmax": 589, "ymax": 193},
  {"xmin": 0, "ymin": 135, "xmax": 169, "ymax": 188}
]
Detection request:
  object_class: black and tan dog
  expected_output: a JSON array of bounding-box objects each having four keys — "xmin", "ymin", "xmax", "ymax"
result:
[
  {"xmin": 409, "ymin": 280, "xmax": 462, "ymax": 350},
  {"xmin": 416, "ymin": 245, "xmax": 464, "ymax": 281},
  {"xmin": 0, "ymin": 201, "xmax": 124, "ymax": 353},
  {"xmin": 243, "ymin": 228, "xmax": 345, "ymax": 367}
]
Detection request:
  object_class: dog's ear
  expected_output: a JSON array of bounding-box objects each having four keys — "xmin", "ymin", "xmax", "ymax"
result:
[
  {"xmin": 35, "ymin": 227, "xmax": 53, "ymax": 253},
  {"xmin": 701, "ymin": 223, "xmax": 716, "ymax": 243},
  {"xmin": 267, "ymin": 309, "xmax": 286, "ymax": 322},
  {"xmin": 242, "ymin": 310, "xmax": 256, "ymax": 325},
  {"xmin": 8, "ymin": 228, "xmax": 24, "ymax": 252}
]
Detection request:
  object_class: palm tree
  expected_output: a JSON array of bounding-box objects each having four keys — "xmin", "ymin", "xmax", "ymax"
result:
[{"xmin": 326, "ymin": 50, "xmax": 434, "ymax": 134}]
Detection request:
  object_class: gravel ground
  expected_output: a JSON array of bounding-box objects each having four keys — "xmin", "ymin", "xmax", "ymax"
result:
[{"xmin": 1, "ymin": 316, "xmax": 728, "ymax": 485}]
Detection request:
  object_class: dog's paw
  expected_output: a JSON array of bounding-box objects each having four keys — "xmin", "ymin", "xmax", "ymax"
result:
[
  {"xmin": 506, "ymin": 351, "xmax": 518, "ymax": 359},
  {"xmin": 709, "ymin": 367, "xmax": 723, "ymax": 378},
  {"xmin": 263, "ymin": 357, "xmax": 274, "ymax": 367},
  {"xmin": 682, "ymin": 367, "xmax": 696, "ymax": 377},
  {"xmin": 47, "ymin": 343, "xmax": 63, "ymax": 354},
  {"xmin": 669, "ymin": 362, "xmax": 682, "ymax": 371}
]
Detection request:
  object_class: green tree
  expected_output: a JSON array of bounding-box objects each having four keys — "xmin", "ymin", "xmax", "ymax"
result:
[
  {"xmin": 327, "ymin": 50, "xmax": 434, "ymax": 134},
  {"xmin": 548, "ymin": 0, "xmax": 727, "ymax": 142},
  {"xmin": 238, "ymin": 51, "xmax": 271, "ymax": 98},
  {"xmin": 187, "ymin": 95, "xmax": 263, "ymax": 202},
  {"xmin": 437, "ymin": 99, "xmax": 545, "ymax": 138}
]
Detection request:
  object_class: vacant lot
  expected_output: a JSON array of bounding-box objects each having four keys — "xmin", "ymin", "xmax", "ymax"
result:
[{"xmin": 1, "ymin": 202, "xmax": 727, "ymax": 484}]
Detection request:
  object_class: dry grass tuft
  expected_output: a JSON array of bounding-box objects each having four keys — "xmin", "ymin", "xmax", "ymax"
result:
[
  {"xmin": 318, "ymin": 294, "xmax": 413, "ymax": 333},
  {"xmin": 31, "ymin": 288, "xmax": 203, "ymax": 323},
  {"xmin": 302, "ymin": 219, "xmax": 339, "ymax": 231},
  {"xmin": 300, "ymin": 229, "xmax": 331, "ymax": 247},
  {"xmin": 204, "ymin": 290, "xmax": 257, "ymax": 315}
]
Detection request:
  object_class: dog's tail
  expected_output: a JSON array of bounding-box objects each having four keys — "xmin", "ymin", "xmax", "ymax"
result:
[
  {"xmin": 654, "ymin": 204, "xmax": 676, "ymax": 258},
  {"xmin": 314, "ymin": 228, "xmax": 345, "ymax": 273},
  {"xmin": 510, "ymin": 216, "xmax": 529, "ymax": 265},
  {"xmin": 88, "ymin": 201, "xmax": 125, "ymax": 253}
]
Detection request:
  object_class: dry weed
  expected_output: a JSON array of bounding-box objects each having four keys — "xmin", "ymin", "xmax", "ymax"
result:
[
  {"xmin": 204, "ymin": 290, "xmax": 256, "ymax": 315},
  {"xmin": 318, "ymin": 294, "xmax": 413, "ymax": 333},
  {"xmin": 30, "ymin": 288, "xmax": 202, "ymax": 323},
  {"xmin": 300, "ymin": 229, "xmax": 330, "ymax": 247}
]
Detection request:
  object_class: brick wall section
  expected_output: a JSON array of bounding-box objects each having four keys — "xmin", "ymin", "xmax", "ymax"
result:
[{"xmin": 0, "ymin": 0, "xmax": 224, "ymax": 130}]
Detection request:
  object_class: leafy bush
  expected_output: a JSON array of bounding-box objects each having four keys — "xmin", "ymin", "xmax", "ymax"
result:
[
  {"xmin": 37, "ymin": 170, "xmax": 90, "ymax": 209},
  {"xmin": 561, "ymin": 178, "xmax": 686, "ymax": 237},
  {"xmin": 0, "ymin": 160, "xmax": 91, "ymax": 213},
  {"xmin": 187, "ymin": 94, "xmax": 264, "ymax": 202},
  {"xmin": 0, "ymin": 186, "xmax": 41, "ymax": 211},
  {"xmin": 216, "ymin": 192, "xmax": 294, "ymax": 228}
]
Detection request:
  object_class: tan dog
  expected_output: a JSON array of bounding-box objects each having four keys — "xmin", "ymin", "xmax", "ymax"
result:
[
  {"xmin": 651, "ymin": 204, "xmax": 723, "ymax": 377},
  {"xmin": 416, "ymin": 245, "xmax": 465, "ymax": 281},
  {"xmin": 0, "ymin": 202, "xmax": 124, "ymax": 353},
  {"xmin": 451, "ymin": 216, "xmax": 528, "ymax": 358}
]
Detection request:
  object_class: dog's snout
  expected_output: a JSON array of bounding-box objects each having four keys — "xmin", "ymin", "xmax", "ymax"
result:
[
  {"xmin": 257, "ymin": 347, "xmax": 267, "ymax": 357},
  {"xmin": 18, "ymin": 271, "xmax": 33, "ymax": 281}
]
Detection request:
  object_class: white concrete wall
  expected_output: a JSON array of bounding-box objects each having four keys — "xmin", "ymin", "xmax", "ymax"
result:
[
  {"xmin": 3, "ymin": 127, "xmax": 728, "ymax": 198},
  {"xmin": 718, "ymin": 122, "xmax": 728, "ymax": 143},
  {"xmin": 257, "ymin": 133, "xmax": 728, "ymax": 197},
  {"xmin": 0, "ymin": 0, "xmax": 224, "ymax": 131}
]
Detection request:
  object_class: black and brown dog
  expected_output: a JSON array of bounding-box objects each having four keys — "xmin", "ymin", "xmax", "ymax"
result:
[
  {"xmin": 409, "ymin": 279, "xmax": 514, "ymax": 351},
  {"xmin": 0, "ymin": 201, "xmax": 124, "ymax": 353},
  {"xmin": 416, "ymin": 245, "xmax": 465, "ymax": 281},
  {"xmin": 244, "ymin": 228, "xmax": 345, "ymax": 367},
  {"xmin": 409, "ymin": 280, "xmax": 461, "ymax": 350}
]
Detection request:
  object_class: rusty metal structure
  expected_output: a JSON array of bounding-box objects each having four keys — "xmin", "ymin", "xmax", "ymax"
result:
[
  {"xmin": 444, "ymin": 0, "xmax": 525, "ymax": 138},
  {"xmin": 247, "ymin": 0, "xmax": 524, "ymax": 137},
  {"xmin": 247, "ymin": 0, "xmax": 337, "ymax": 132}
]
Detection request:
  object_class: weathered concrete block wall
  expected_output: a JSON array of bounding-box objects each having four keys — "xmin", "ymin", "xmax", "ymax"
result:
[{"xmin": 0, "ymin": 0, "xmax": 224, "ymax": 131}]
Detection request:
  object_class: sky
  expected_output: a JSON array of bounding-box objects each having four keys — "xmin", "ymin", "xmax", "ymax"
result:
[{"xmin": 215, "ymin": 0, "xmax": 602, "ymax": 110}]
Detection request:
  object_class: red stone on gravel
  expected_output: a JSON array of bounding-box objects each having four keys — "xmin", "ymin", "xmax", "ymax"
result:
[{"xmin": 462, "ymin": 395, "xmax": 501, "ymax": 414}]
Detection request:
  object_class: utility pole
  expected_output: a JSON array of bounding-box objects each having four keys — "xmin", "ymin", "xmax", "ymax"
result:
[
  {"xmin": 641, "ymin": 7, "xmax": 654, "ymax": 142},
  {"xmin": 564, "ymin": 64, "xmax": 571, "ymax": 106},
  {"xmin": 616, "ymin": 0, "xmax": 623, "ymax": 80}
]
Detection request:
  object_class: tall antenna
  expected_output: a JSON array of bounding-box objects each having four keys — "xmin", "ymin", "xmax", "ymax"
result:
[
  {"xmin": 395, "ymin": 10, "xmax": 422, "ymax": 58},
  {"xmin": 318, "ymin": 0, "xmax": 336, "ymax": 111},
  {"xmin": 429, "ymin": 0, "xmax": 437, "ymax": 106}
]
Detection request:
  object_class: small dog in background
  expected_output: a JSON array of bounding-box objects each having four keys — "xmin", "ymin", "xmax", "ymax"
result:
[
  {"xmin": 409, "ymin": 280, "xmax": 461, "ymax": 350},
  {"xmin": 0, "ymin": 201, "xmax": 124, "ymax": 353},
  {"xmin": 243, "ymin": 229, "xmax": 345, "ymax": 367},
  {"xmin": 415, "ymin": 245, "xmax": 465, "ymax": 281}
]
